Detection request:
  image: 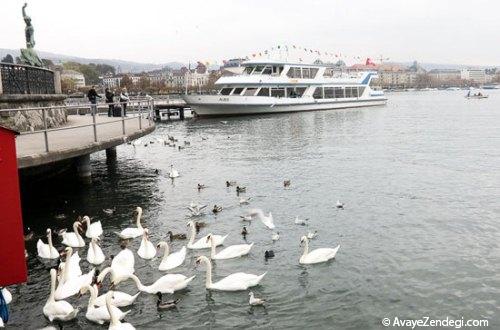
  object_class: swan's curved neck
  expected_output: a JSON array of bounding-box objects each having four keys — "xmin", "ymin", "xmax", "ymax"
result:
[
  {"xmin": 129, "ymin": 274, "xmax": 147, "ymax": 292},
  {"xmin": 62, "ymin": 248, "xmax": 73, "ymax": 282},
  {"xmin": 161, "ymin": 243, "xmax": 170, "ymax": 261},
  {"xmin": 106, "ymin": 293, "xmax": 119, "ymax": 326},
  {"xmin": 48, "ymin": 271, "xmax": 56, "ymax": 302},
  {"xmin": 189, "ymin": 224, "xmax": 196, "ymax": 245},
  {"xmin": 73, "ymin": 222, "xmax": 84, "ymax": 244},
  {"xmin": 98, "ymin": 266, "xmax": 112, "ymax": 282},
  {"xmin": 87, "ymin": 285, "xmax": 97, "ymax": 309},
  {"xmin": 203, "ymin": 258, "xmax": 213, "ymax": 288},
  {"xmin": 209, "ymin": 237, "xmax": 216, "ymax": 258},
  {"xmin": 302, "ymin": 239, "xmax": 309, "ymax": 257},
  {"xmin": 47, "ymin": 231, "xmax": 54, "ymax": 250},
  {"xmin": 136, "ymin": 210, "xmax": 143, "ymax": 229}
]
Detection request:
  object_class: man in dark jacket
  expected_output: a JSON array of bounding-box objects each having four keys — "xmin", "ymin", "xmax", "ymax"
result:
[
  {"xmin": 105, "ymin": 88, "xmax": 114, "ymax": 117},
  {"xmin": 87, "ymin": 85, "xmax": 101, "ymax": 115}
]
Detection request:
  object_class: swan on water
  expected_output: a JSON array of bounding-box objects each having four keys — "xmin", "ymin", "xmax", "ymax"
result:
[
  {"xmin": 37, "ymin": 229, "xmax": 59, "ymax": 259},
  {"xmin": 83, "ymin": 216, "xmax": 103, "ymax": 239},
  {"xmin": 306, "ymin": 231, "xmax": 318, "ymax": 239},
  {"xmin": 87, "ymin": 238, "xmax": 105, "ymax": 265},
  {"xmin": 106, "ymin": 291, "xmax": 136, "ymax": 330},
  {"xmin": 137, "ymin": 228, "xmax": 156, "ymax": 260},
  {"xmin": 92, "ymin": 287, "xmax": 140, "ymax": 308},
  {"xmin": 97, "ymin": 248, "xmax": 135, "ymax": 286},
  {"xmin": 58, "ymin": 250, "xmax": 82, "ymax": 282},
  {"xmin": 43, "ymin": 269, "xmax": 79, "ymax": 322},
  {"xmin": 250, "ymin": 209, "xmax": 275, "ymax": 229},
  {"xmin": 196, "ymin": 256, "xmax": 266, "ymax": 291},
  {"xmin": 299, "ymin": 236, "xmax": 340, "ymax": 265},
  {"xmin": 115, "ymin": 207, "xmax": 144, "ymax": 239},
  {"xmin": 207, "ymin": 234, "xmax": 253, "ymax": 260},
  {"xmin": 61, "ymin": 221, "xmax": 85, "ymax": 248},
  {"xmin": 121, "ymin": 273, "xmax": 195, "ymax": 294},
  {"xmin": 336, "ymin": 200, "xmax": 344, "ymax": 209},
  {"xmin": 271, "ymin": 232, "xmax": 280, "ymax": 241},
  {"xmin": 249, "ymin": 292, "xmax": 266, "ymax": 306},
  {"xmin": 169, "ymin": 165, "xmax": 179, "ymax": 178},
  {"xmin": 187, "ymin": 221, "xmax": 227, "ymax": 249},
  {"xmin": 157, "ymin": 242, "xmax": 186, "ymax": 271},
  {"xmin": 294, "ymin": 216, "xmax": 308, "ymax": 226},
  {"xmin": 55, "ymin": 248, "xmax": 95, "ymax": 300},
  {"xmin": 80, "ymin": 285, "xmax": 130, "ymax": 324},
  {"xmin": 1, "ymin": 288, "xmax": 12, "ymax": 304}
]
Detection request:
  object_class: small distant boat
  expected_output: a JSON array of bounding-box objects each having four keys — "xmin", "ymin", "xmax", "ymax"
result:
[
  {"xmin": 465, "ymin": 94, "xmax": 488, "ymax": 99},
  {"xmin": 482, "ymin": 85, "xmax": 500, "ymax": 90},
  {"xmin": 446, "ymin": 87, "xmax": 461, "ymax": 91}
]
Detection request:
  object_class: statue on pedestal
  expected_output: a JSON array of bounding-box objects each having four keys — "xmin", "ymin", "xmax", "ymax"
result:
[{"xmin": 19, "ymin": 3, "xmax": 44, "ymax": 67}]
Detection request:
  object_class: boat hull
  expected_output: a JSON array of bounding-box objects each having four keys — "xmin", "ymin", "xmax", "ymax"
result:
[{"xmin": 183, "ymin": 95, "xmax": 387, "ymax": 117}]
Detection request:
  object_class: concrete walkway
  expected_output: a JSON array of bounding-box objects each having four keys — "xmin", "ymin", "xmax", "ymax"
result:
[{"xmin": 16, "ymin": 114, "xmax": 155, "ymax": 168}]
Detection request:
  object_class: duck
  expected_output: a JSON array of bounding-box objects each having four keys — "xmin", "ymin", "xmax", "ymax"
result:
[
  {"xmin": 1, "ymin": 288, "xmax": 12, "ymax": 304},
  {"xmin": 196, "ymin": 256, "xmax": 266, "ymax": 291},
  {"xmin": 137, "ymin": 228, "xmax": 156, "ymax": 260},
  {"xmin": 226, "ymin": 180, "xmax": 236, "ymax": 187},
  {"xmin": 55, "ymin": 248, "xmax": 95, "ymax": 300},
  {"xmin": 178, "ymin": 145, "xmax": 185, "ymax": 151},
  {"xmin": 24, "ymin": 227, "xmax": 34, "ymax": 241},
  {"xmin": 207, "ymin": 234, "xmax": 253, "ymax": 260},
  {"xmin": 184, "ymin": 140, "xmax": 190, "ymax": 146},
  {"xmin": 121, "ymin": 273, "xmax": 195, "ymax": 294},
  {"xmin": 60, "ymin": 221, "xmax": 85, "ymax": 247},
  {"xmin": 157, "ymin": 242, "xmax": 186, "ymax": 271},
  {"xmin": 167, "ymin": 231, "xmax": 187, "ymax": 240},
  {"xmin": 299, "ymin": 236, "xmax": 340, "ymax": 265},
  {"xmin": 336, "ymin": 200, "xmax": 344, "ymax": 209},
  {"xmin": 249, "ymin": 291, "xmax": 266, "ymax": 306},
  {"xmin": 307, "ymin": 231, "xmax": 318, "ymax": 239},
  {"xmin": 241, "ymin": 226, "xmax": 248, "ymax": 237},
  {"xmin": 187, "ymin": 204, "xmax": 207, "ymax": 217},
  {"xmin": 43, "ymin": 269, "xmax": 79, "ymax": 322},
  {"xmin": 271, "ymin": 232, "xmax": 280, "ymax": 241},
  {"xmin": 168, "ymin": 165, "xmax": 179, "ymax": 178},
  {"xmin": 212, "ymin": 205, "xmax": 223, "ymax": 214},
  {"xmin": 236, "ymin": 186, "xmax": 246, "ymax": 193},
  {"xmin": 264, "ymin": 250, "xmax": 275, "ymax": 259},
  {"xmin": 92, "ymin": 287, "xmax": 140, "ymax": 308},
  {"xmin": 87, "ymin": 238, "xmax": 105, "ymax": 265},
  {"xmin": 250, "ymin": 209, "xmax": 275, "ymax": 229},
  {"xmin": 283, "ymin": 180, "xmax": 291, "ymax": 187},
  {"xmin": 82, "ymin": 216, "xmax": 103, "ymax": 239},
  {"xmin": 80, "ymin": 285, "xmax": 130, "ymax": 324},
  {"xmin": 103, "ymin": 207, "xmax": 116, "ymax": 215},
  {"xmin": 37, "ymin": 228, "xmax": 59, "ymax": 259},
  {"xmin": 197, "ymin": 183, "xmax": 206, "ymax": 190},
  {"xmin": 294, "ymin": 216, "xmax": 308, "ymax": 226},
  {"xmin": 239, "ymin": 197, "xmax": 251, "ymax": 205},
  {"xmin": 97, "ymin": 248, "xmax": 135, "ymax": 286},
  {"xmin": 195, "ymin": 221, "xmax": 206, "ymax": 233},
  {"xmin": 187, "ymin": 221, "xmax": 227, "ymax": 249},
  {"xmin": 115, "ymin": 207, "xmax": 144, "ymax": 239},
  {"xmin": 156, "ymin": 292, "xmax": 179, "ymax": 310},
  {"xmin": 106, "ymin": 291, "xmax": 136, "ymax": 330}
]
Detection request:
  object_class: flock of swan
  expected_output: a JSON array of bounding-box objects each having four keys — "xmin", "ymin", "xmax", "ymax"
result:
[{"xmin": 2, "ymin": 171, "xmax": 342, "ymax": 329}]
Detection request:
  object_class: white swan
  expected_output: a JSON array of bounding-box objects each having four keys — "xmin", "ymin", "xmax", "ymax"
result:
[
  {"xmin": 93, "ymin": 288, "xmax": 140, "ymax": 308},
  {"xmin": 106, "ymin": 291, "xmax": 135, "ymax": 330},
  {"xmin": 1, "ymin": 288, "xmax": 12, "ymax": 304},
  {"xmin": 87, "ymin": 238, "xmax": 105, "ymax": 265},
  {"xmin": 55, "ymin": 247, "xmax": 94, "ymax": 300},
  {"xmin": 97, "ymin": 249, "xmax": 135, "ymax": 286},
  {"xmin": 137, "ymin": 228, "xmax": 156, "ymax": 260},
  {"xmin": 121, "ymin": 273, "xmax": 195, "ymax": 294},
  {"xmin": 187, "ymin": 221, "xmax": 227, "ymax": 249},
  {"xmin": 157, "ymin": 242, "xmax": 186, "ymax": 271},
  {"xmin": 115, "ymin": 207, "xmax": 144, "ymax": 239},
  {"xmin": 271, "ymin": 232, "xmax": 280, "ymax": 241},
  {"xmin": 250, "ymin": 209, "xmax": 275, "ymax": 229},
  {"xmin": 61, "ymin": 221, "xmax": 85, "ymax": 248},
  {"xmin": 43, "ymin": 269, "xmax": 79, "ymax": 322},
  {"xmin": 169, "ymin": 165, "xmax": 179, "ymax": 178},
  {"xmin": 83, "ymin": 216, "xmax": 103, "ymax": 239},
  {"xmin": 306, "ymin": 231, "xmax": 318, "ymax": 239},
  {"xmin": 299, "ymin": 236, "xmax": 340, "ymax": 265},
  {"xmin": 37, "ymin": 229, "xmax": 59, "ymax": 259},
  {"xmin": 80, "ymin": 285, "xmax": 130, "ymax": 324},
  {"xmin": 58, "ymin": 250, "xmax": 82, "ymax": 282},
  {"xmin": 196, "ymin": 256, "xmax": 266, "ymax": 291},
  {"xmin": 294, "ymin": 216, "xmax": 308, "ymax": 226},
  {"xmin": 207, "ymin": 234, "xmax": 253, "ymax": 260}
]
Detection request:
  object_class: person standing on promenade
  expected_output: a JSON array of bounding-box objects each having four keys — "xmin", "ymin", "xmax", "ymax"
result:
[
  {"xmin": 120, "ymin": 88, "xmax": 130, "ymax": 116},
  {"xmin": 87, "ymin": 85, "xmax": 101, "ymax": 115},
  {"xmin": 105, "ymin": 88, "xmax": 115, "ymax": 117}
]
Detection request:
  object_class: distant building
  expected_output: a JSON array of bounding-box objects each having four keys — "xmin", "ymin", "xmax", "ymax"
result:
[
  {"xmin": 101, "ymin": 76, "xmax": 122, "ymax": 89},
  {"xmin": 428, "ymin": 69, "xmax": 461, "ymax": 81},
  {"xmin": 168, "ymin": 63, "xmax": 210, "ymax": 89},
  {"xmin": 461, "ymin": 68, "xmax": 486, "ymax": 83},
  {"xmin": 60, "ymin": 70, "xmax": 86, "ymax": 88}
]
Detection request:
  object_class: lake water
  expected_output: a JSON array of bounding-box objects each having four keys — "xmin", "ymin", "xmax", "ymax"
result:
[{"xmin": 11, "ymin": 90, "xmax": 500, "ymax": 329}]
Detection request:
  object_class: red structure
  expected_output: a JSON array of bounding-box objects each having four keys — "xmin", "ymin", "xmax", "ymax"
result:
[{"xmin": 0, "ymin": 126, "xmax": 27, "ymax": 286}]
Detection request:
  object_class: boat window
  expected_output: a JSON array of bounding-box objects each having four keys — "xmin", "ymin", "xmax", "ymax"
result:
[
  {"xmin": 245, "ymin": 66, "xmax": 254, "ymax": 75},
  {"xmin": 358, "ymin": 87, "xmax": 365, "ymax": 96},
  {"xmin": 272, "ymin": 66, "xmax": 284, "ymax": 75},
  {"xmin": 243, "ymin": 87, "xmax": 257, "ymax": 96},
  {"xmin": 252, "ymin": 66, "xmax": 265, "ymax": 74},
  {"xmin": 345, "ymin": 87, "xmax": 355, "ymax": 98},
  {"xmin": 232, "ymin": 87, "xmax": 244, "ymax": 95},
  {"xmin": 310, "ymin": 68, "xmax": 319, "ymax": 79},
  {"xmin": 323, "ymin": 68, "xmax": 335, "ymax": 78},
  {"xmin": 313, "ymin": 87, "xmax": 323, "ymax": 99},
  {"xmin": 271, "ymin": 88, "xmax": 285, "ymax": 98},
  {"xmin": 334, "ymin": 87, "xmax": 344, "ymax": 98},
  {"xmin": 295, "ymin": 87, "xmax": 306, "ymax": 97},
  {"xmin": 262, "ymin": 66, "xmax": 272, "ymax": 75},
  {"xmin": 257, "ymin": 88, "xmax": 269, "ymax": 96},
  {"xmin": 324, "ymin": 87, "xmax": 334, "ymax": 99},
  {"xmin": 286, "ymin": 67, "xmax": 302, "ymax": 78},
  {"xmin": 220, "ymin": 88, "xmax": 233, "ymax": 95},
  {"xmin": 286, "ymin": 87, "xmax": 302, "ymax": 98},
  {"xmin": 302, "ymin": 68, "xmax": 311, "ymax": 79}
]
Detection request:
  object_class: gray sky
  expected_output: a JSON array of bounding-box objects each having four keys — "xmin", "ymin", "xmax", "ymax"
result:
[{"xmin": 2, "ymin": 0, "xmax": 499, "ymax": 66}]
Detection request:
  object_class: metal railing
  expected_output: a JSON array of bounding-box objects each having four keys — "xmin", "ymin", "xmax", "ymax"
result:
[
  {"xmin": 0, "ymin": 62, "xmax": 55, "ymax": 94},
  {"xmin": 0, "ymin": 99, "xmax": 154, "ymax": 153}
]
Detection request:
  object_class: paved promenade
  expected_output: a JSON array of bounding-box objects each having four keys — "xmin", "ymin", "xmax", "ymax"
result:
[{"xmin": 16, "ymin": 114, "xmax": 155, "ymax": 168}]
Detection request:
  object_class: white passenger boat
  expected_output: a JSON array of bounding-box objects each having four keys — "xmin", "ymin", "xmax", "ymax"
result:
[{"xmin": 182, "ymin": 60, "xmax": 387, "ymax": 117}]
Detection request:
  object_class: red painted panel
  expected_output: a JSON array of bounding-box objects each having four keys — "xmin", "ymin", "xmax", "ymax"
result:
[{"xmin": 0, "ymin": 127, "xmax": 27, "ymax": 286}]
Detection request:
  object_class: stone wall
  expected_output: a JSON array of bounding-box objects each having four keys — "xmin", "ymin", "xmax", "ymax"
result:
[{"xmin": 0, "ymin": 94, "xmax": 68, "ymax": 132}]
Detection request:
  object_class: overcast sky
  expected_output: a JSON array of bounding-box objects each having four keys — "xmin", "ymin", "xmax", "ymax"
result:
[{"xmin": 1, "ymin": 0, "xmax": 499, "ymax": 66}]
